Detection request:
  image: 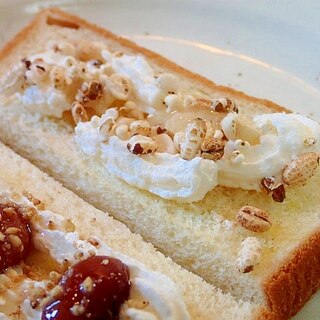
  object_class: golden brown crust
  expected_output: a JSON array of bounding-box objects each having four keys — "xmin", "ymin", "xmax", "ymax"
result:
[
  {"xmin": 256, "ymin": 308, "xmax": 282, "ymax": 320},
  {"xmin": 0, "ymin": 13, "xmax": 41, "ymax": 63},
  {"xmin": 264, "ymin": 230, "xmax": 320, "ymax": 318}
]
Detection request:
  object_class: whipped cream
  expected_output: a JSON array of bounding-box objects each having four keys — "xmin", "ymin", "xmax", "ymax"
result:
[
  {"xmin": 9, "ymin": 51, "xmax": 74, "ymax": 117},
  {"xmin": 8, "ymin": 50, "xmax": 111, "ymax": 117},
  {"xmin": 75, "ymin": 116, "xmax": 218, "ymax": 202},
  {"xmin": 75, "ymin": 109, "xmax": 320, "ymax": 201},
  {"xmin": 18, "ymin": 86, "xmax": 70, "ymax": 117},
  {"xmin": 219, "ymin": 112, "xmax": 320, "ymax": 190},
  {"xmin": 0, "ymin": 195, "xmax": 189, "ymax": 320},
  {"xmin": 102, "ymin": 50, "xmax": 181, "ymax": 115},
  {"xmin": 9, "ymin": 48, "xmax": 174, "ymax": 118}
]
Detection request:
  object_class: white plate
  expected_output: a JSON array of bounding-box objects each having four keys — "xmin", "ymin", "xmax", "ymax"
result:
[{"xmin": 0, "ymin": 1, "xmax": 319, "ymax": 318}]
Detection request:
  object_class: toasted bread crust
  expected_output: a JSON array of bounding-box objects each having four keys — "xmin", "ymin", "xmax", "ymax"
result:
[
  {"xmin": 0, "ymin": 8, "xmax": 317, "ymax": 319},
  {"xmin": 264, "ymin": 230, "xmax": 320, "ymax": 318},
  {"xmin": 256, "ymin": 309, "xmax": 282, "ymax": 320}
]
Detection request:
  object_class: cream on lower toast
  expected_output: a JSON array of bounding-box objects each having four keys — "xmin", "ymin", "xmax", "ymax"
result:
[{"xmin": 0, "ymin": 191, "xmax": 189, "ymax": 320}]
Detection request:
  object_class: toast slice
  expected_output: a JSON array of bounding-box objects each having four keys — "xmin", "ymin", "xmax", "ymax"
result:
[
  {"xmin": 0, "ymin": 141, "xmax": 272, "ymax": 320},
  {"xmin": 0, "ymin": 8, "xmax": 319, "ymax": 319}
]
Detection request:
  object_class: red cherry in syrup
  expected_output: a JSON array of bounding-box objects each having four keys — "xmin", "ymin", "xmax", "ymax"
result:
[
  {"xmin": 0, "ymin": 203, "xmax": 31, "ymax": 272},
  {"xmin": 42, "ymin": 255, "xmax": 131, "ymax": 320}
]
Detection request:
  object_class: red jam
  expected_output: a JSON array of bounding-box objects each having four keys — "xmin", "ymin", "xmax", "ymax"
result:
[
  {"xmin": 42, "ymin": 255, "xmax": 131, "ymax": 320},
  {"xmin": 0, "ymin": 203, "xmax": 31, "ymax": 271}
]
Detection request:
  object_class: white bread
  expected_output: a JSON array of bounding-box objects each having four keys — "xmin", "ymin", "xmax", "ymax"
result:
[
  {"xmin": 0, "ymin": 142, "xmax": 271, "ymax": 320},
  {"xmin": 0, "ymin": 8, "xmax": 319, "ymax": 319}
]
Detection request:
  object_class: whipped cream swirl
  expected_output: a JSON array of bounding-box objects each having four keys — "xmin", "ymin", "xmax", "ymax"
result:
[
  {"xmin": 75, "ymin": 110, "xmax": 320, "ymax": 201},
  {"xmin": 75, "ymin": 115, "xmax": 218, "ymax": 202},
  {"xmin": 218, "ymin": 112, "xmax": 320, "ymax": 190}
]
